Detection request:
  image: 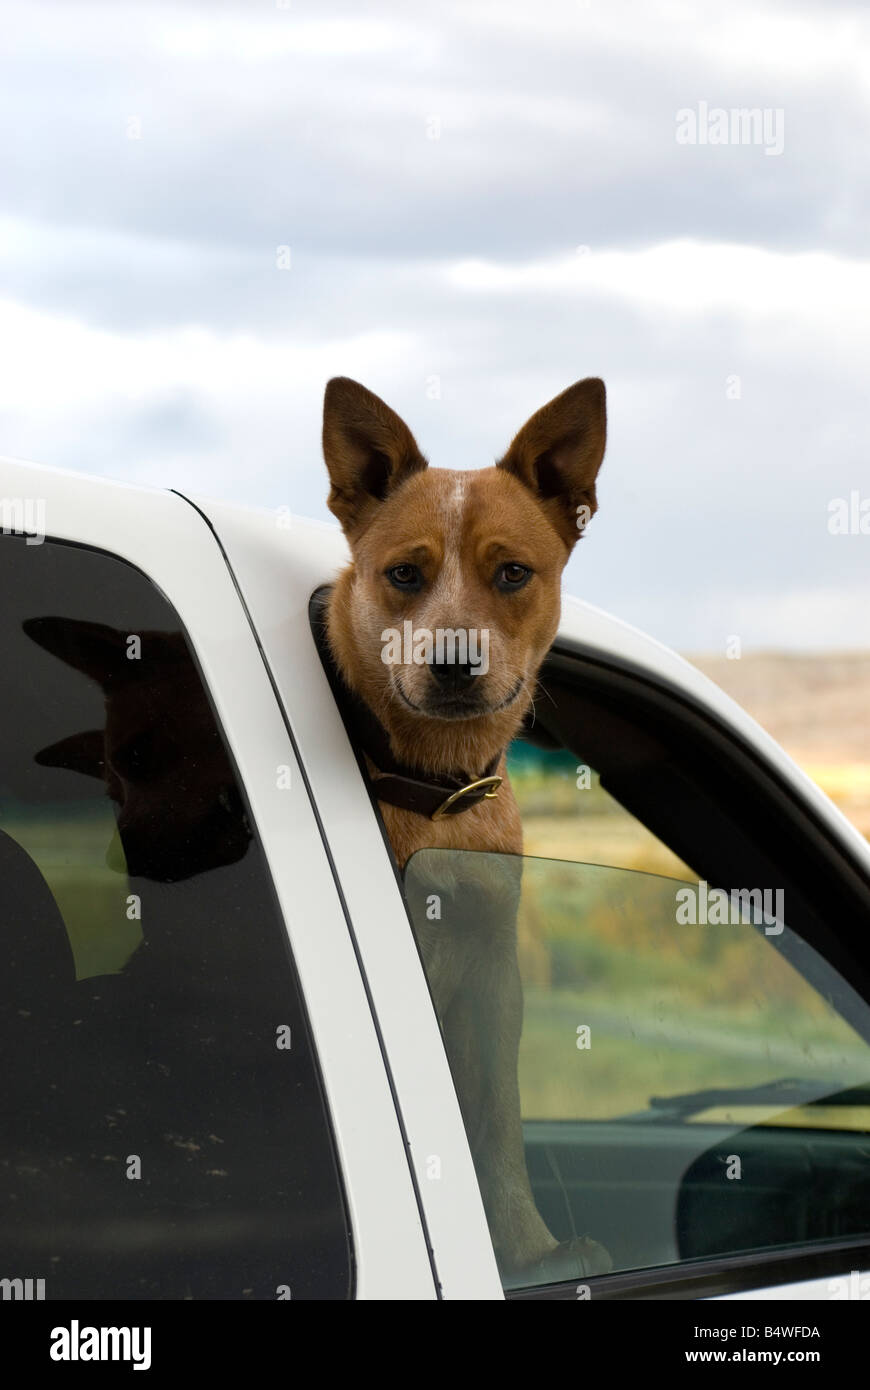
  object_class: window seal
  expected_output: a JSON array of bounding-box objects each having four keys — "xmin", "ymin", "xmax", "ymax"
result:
[{"xmin": 507, "ymin": 1235, "xmax": 870, "ymax": 1300}]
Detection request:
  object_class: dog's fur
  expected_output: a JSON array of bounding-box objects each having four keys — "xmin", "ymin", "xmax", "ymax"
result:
[{"xmin": 322, "ymin": 376, "xmax": 611, "ymax": 1279}]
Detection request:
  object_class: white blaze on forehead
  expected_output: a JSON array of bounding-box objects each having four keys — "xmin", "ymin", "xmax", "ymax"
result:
[{"xmin": 422, "ymin": 472, "xmax": 468, "ymax": 623}]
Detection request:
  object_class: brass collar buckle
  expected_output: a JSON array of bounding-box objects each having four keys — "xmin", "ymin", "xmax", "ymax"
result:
[{"xmin": 431, "ymin": 775, "xmax": 502, "ymax": 821}]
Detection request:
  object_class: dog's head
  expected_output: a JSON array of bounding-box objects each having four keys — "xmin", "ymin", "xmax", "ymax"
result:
[
  {"xmin": 323, "ymin": 376, "xmax": 606, "ymax": 764},
  {"xmin": 23, "ymin": 618, "xmax": 251, "ymax": 881}
]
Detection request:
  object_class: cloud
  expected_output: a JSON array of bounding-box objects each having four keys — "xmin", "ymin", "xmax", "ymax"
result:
[
  {"xmin": 0, "ymin": 0, "xmax": 867, "ymax": 652},
  {"xmin": 0, "ymin": 293, "xmax": 418, "ymax": 508},
  {"xmin": 3, "ymin": 0, "xmax": 870, "ymax": 263},
  {"xmin": 445, "ymin": 240, "xmax": 870, "ymax": 329}
]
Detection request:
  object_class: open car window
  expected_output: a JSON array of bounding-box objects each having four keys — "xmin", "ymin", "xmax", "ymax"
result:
[{"xmin": 398, "ymin": 646, "xmax": 870, "ymax": 1296}]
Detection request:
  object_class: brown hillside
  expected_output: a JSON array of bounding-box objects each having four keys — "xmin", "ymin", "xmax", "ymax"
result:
[{"xmin": 684, "ymin": 651, "xmax": 870, "ymax": 839}]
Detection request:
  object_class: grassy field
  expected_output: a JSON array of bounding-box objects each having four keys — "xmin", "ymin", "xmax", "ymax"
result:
[
  {"xmin": 513, "ymin": 856, "xmax": 870, "ymax": 1122},
  {"xmin": 506, "ymin": 732, "xmax": 870, "ymax": 1125},
  {"xmin": 518, "ymin": 976, "xmax": 870, "ymax": 1122},
  {"xmin": 1, "ymin": 803, "xmax": 141, "ymax": 979}
]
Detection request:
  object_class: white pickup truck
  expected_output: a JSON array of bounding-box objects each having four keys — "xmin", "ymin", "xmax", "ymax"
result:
[{"xmin": 2, "ymin": 455, "xmax": 869, "ymax": 1302}]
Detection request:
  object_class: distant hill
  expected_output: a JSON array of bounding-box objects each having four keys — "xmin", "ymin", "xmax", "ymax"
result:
[{"xmin": 683, "ymin": 651, "xmax": 870, "ymax": 839}]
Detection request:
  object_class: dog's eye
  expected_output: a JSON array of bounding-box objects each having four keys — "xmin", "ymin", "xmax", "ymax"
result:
[
  {"xmin": 496, "ymin": 563, "xmax": 531, "ymax": 591},
  {"xmin": 387, "ymin": 564, "xmax": 421, "ymax": 590}
]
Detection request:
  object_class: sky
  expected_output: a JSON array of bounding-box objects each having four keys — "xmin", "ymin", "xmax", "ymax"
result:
[{"xmin": 0, "ymin": 0, "xmax": 868, "ymax": 652}]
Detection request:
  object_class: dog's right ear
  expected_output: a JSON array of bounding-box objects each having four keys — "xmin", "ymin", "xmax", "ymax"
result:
[
  {"xmin": 323, "ymin": 377, "xmax": 428, "ymax": 538},
  {"xmin": 33, "ymin": 730, "xmax": 106, "ymax": 778}
]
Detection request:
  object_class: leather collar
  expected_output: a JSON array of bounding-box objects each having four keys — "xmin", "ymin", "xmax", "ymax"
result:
[{"xmin": 310, "ymin": 585, "xmax": 504, "ymax": 820}]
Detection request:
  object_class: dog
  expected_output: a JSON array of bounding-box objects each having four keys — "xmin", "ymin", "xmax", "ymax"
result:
[
  {"xmin": 22, "ymin": 620, "xmax": 252, "ymax": 883},
  {"xmin": 322, "ymin": 375, "xmax": 612, "ymax": 1283}
]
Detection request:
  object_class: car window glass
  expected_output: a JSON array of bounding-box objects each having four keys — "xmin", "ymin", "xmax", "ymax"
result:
[
  {"xmin": 404, "ymin": 846, "xmax": 870, "ymax": 1292},
  {"xmin": 0, "ymin": 533, "xmax": 351, "ymax": 1300}
]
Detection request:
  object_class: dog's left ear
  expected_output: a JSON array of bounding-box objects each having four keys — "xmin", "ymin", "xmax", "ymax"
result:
[
  {"xmin": 23, "ymin": 617, "xmax": 134, "ymax": 688},
  {"xmin": 497, "ymin": 377, "xmax": 606, "ymax": 550},
  {"xmin": 323, "ymin": 377, "xmax": 428, "ymax": 539}
]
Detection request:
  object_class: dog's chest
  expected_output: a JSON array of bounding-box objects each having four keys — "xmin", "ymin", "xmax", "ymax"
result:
[{"xmin": 390, "ymin": 782, "xmax": 525, "ymax": 1018}]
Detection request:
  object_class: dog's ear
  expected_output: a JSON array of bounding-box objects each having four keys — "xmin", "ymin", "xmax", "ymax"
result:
[
  {"xmin": 323, "ymin": 377, "xmax": 428, "ymax": 538},
  {"xmin": 497, "ymin": 378, "xmax": 606, "ymax": 549},
  {"xmin": 23, "ymin": 617, "xmax": 136, "ymax": 689},
  {"xmin": 34, "ymin": 730, "xmax": 106, "ymax": 778}
]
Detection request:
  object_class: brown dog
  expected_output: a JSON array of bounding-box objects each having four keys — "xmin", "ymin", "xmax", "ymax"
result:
[{"xmin": 322, "ymin": 375, "xmax": 611, "ymax": 1282}]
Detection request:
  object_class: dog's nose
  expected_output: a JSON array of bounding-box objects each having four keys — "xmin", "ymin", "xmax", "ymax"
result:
[{"xmin": 428, "ymin": 658, "xmax": 479, "ymax": 691}]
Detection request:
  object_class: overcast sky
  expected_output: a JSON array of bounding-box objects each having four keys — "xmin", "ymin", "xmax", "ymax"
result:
[{"xmin": 1, "ymin": 0, "xmax": 868, "ymax": 651}]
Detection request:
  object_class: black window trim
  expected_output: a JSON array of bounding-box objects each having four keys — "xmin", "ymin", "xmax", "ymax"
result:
[
  {"xmin": 546, "ymin": 635, "xmax": 870, "ymax": 896},
  {"xmin": 507, "ymin": 1234, "xmax": 870, "ymax": 1300}
]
